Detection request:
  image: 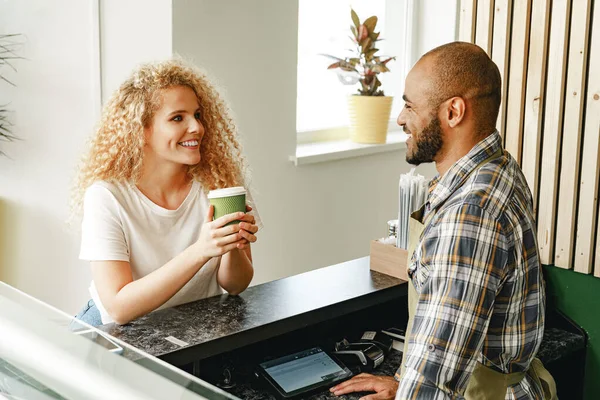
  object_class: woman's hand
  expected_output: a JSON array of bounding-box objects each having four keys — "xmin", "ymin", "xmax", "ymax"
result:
[
  {"xmin": 236, "ymin": 205, "xmax": 259, "ymax": 250},
  {"xmin": 193, "ymin": 205, "xmax": 247, "ymax": 260},
  {"xmin": 215, "ymin": 204, "xmax": 257, "ymax": 294}
]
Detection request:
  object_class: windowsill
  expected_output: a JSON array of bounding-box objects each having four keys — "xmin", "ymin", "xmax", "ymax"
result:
[{"xmin": 289, "ymin": 131, "xmax": 408, "ymax": 166}]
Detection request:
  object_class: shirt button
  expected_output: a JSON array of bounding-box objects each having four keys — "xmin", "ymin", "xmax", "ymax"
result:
[{"xmin": 427, "ymin": 344, "xmax": 436, "ymax": 352}]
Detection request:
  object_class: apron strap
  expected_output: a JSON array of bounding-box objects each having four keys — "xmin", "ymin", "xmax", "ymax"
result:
[
  {"xmin": 465, "ymin": 362, "xmax": 524, "ymax": 400},
  {"xmin": 528, "ymin": 358, "xmax": 558, "ymax": 400}
]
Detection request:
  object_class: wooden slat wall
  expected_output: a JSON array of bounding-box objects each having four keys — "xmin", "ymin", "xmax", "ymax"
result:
[
  {"xmin": 491, "ymin": 0, "xmax": 512, "ymax": 141},
  {"xmin": 503, "ymin": 0, "xmax": 531, "ymax": 163},
  {"xmin": 536, "ymin": 0, "xmax": 571, "ymax": 264},
  {"xmin": 475, "ymin": 0, "xmax": 494, "ymax": 54},
  {"xmin": 555, "ymin": 0, "xmax": 592, "ymax": 269},
  {"xmin": 461, "ymin": 0, "xmax": 600, "ymax": 276},
  {"xmin": 521, "ymin": 0, "xmax": 551, "ymax": 211},
  {"xmin": 586, "ymin": 1, "xmax": 600, "ymax": 277},
  {"xmin": 575, "ymin": 0, "xmax": 600, "ymax": 274},
  {"xmin": 459, "ymin": 0, "xmax": 478, "ymax": 42}
]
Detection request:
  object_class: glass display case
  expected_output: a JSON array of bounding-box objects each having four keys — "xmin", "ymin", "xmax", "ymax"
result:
[{"xmin": 0, "ymin": 282, "xmax": 239, "ymax": 400}]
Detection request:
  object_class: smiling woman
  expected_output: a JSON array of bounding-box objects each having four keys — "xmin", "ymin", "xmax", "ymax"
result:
[
  {"xmin": 141, "ymin": 86, "xmax": 205, "ymax": 176},
  {"xmin": 70, "ymin": 59, "xmax": 261, "ymax": 326}
]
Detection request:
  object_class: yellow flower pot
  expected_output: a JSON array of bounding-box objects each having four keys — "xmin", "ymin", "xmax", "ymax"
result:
[{"xmin": 348, "ymin": 95, "xmax": 393, "ymax": 144}]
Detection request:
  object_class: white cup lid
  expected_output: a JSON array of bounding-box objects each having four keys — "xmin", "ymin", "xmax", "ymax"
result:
[{"xmin": 207, "ymin": 186, "xmax": 247, "ymax": 199}]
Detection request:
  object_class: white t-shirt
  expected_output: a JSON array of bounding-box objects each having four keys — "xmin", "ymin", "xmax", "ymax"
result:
[{"xmin": 79, "ymin": 180, "xmax": 259, "ymax": 324}]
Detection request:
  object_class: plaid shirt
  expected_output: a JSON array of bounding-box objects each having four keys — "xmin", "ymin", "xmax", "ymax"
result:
[{"xmin": 395, "ymin": 132, "xmax": 546, "ymax": 399}]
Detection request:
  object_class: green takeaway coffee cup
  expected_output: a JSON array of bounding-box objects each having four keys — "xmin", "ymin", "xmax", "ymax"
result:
[{"xmin": 207, "ymin": 186, "xmax": 247, "ymax": 226}]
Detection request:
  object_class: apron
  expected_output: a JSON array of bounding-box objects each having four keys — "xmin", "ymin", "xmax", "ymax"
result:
[{"xmin": 399, "ymin": 149, "xmax": 557, "ymax": 400}]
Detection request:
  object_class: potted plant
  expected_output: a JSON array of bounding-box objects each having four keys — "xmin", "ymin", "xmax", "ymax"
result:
[
  {"xmin": 0, "ymin": 34, "xmax": 21, "ymax": 156},
  {"xmin": 326, "ymin": 9, "xmax": 395, "ymax": 144}
]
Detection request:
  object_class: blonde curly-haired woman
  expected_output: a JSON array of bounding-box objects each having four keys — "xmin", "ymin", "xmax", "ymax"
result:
[{"xmin": 71, "ymin": 59, "xmax": 260, "ymax": 326}]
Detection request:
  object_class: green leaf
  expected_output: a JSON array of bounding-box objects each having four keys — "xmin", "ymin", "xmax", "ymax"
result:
[
  {"xmin": 363, "ymin": 16, "xmax": 378, "ymax": 33},
  {"xmin": 365, "ymin": 48, "xmax": 379, "ymax": 58},
  {"xmin": 341, "ymin": 66, "xmax": 359, "ymax": 73},
  {"xmin": 350, "ymin": 25, "xmax": 357, "ymax": 38},
  {"xmin": 371, "ymin": 64, "xmax": 390, "ymax": 73},
  {"xmin": 369, "ymin": 31, "xmax": 380, "ymax": 41},
  {"xmin": 339, "ymin": 60, "xmax": 359, "ymax": 72},
  {"xmin": 0, "ymin": 109, "xmax": 17, "ymax": 143},
  {"xmin": 357, "ymin": 25, "xmax": 368, "ymax": 41},
  {"xmin": 351, "ymin": 9, "xmax": 360, "ymax": 29},
  {"xmin": 327, "ymin": 61, "xmax": 341, "ymax": 69},
  {"xmin": 359, "ymin": 37, "xmax": 372, "ymax": 51}
]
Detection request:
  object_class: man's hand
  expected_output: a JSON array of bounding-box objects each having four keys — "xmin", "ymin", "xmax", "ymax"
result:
[{"xmin": 329, "ymin": 373, "xmax": 398, "ymax": 400}]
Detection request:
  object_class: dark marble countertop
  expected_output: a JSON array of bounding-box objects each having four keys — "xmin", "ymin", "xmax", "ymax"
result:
[
  {"xmin": 99, "ymin": 257, "xmax": 407, "ymax": 366},
  {"xmin": 536, "ymin": 327, "xmax": 585, "ymax": 365},
  {"xmin": 227, "ymin": 350, "xmax": 404, "ymax": 400},
  {"xmin": 223, "ymin": 326, "xmax": 586, "ymax": 400},
  {"xmin": 95, "ymin": 254, "xmax": 586, "ymax": 400}
]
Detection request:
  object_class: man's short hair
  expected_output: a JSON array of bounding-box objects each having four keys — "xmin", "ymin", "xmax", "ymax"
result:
[{"xmin": 421, "ymin": 42, "xmax": 502, "ymax": 131}]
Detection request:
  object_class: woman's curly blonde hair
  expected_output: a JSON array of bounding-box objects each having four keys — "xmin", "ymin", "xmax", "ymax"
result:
[{"xmin": 71, "ymin": 59, "xmax": 247, "ymax": 215}]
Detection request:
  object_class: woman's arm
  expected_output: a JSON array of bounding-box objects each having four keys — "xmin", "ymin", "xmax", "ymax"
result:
[
  {"xmin": 93, "ymin": 209, "xmax": 246, "ymax": 325},
  {"xmin": 218, "ymin": 246, "xmax": 254, "ymax": 295},
  {"xmin": 92, "ymin": 246, "xmax": 208, "ymax": 325}
]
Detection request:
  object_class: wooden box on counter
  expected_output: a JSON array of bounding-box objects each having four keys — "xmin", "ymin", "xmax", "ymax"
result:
[{"xmin": 369, "ymin": 240, "xmax": 409, "ymax": 281}]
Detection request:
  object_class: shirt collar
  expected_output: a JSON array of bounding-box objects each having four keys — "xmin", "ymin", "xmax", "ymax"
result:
[{"xmin": 427, "ymin": 131, "xmax": 503, "ymax": 211}]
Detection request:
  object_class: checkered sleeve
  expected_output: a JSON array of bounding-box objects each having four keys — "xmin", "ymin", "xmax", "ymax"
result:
[{"xmin": 396, "ymin": 202, "xmax": 509, "ymax": 399}]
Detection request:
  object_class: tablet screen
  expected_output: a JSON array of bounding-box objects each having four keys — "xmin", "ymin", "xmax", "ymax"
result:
[{"xmin": 259, "ymin": 347, "xmax": 350, "ymax": 395}]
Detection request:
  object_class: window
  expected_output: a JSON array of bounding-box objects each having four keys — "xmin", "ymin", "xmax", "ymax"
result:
[{"xmin": 296, "ymin": 0, "xmax": 410, "ymax": 135}]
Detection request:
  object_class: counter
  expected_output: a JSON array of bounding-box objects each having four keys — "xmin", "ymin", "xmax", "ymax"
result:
[
  {"xmin": 99, "ymin": 257, "xmax": 406, "ymax": 365},
  {"xmin": 99, "ymin": 257, "xmax": 586, "ymax": 399}
]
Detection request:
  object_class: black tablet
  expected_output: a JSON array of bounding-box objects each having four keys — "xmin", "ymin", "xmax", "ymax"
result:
[{"xmin": 256, "ymin": 347, "xmax": 352, "ymax": 399}]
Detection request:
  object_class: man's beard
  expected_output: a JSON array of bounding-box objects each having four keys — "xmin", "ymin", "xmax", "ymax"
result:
[{"xmin": 405, "ymin": 115, "xmax": 443, "ymax": 165}]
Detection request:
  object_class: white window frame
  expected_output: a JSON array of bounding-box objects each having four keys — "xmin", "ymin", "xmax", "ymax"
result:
[
  {"xmin": 291, "ymin": 0, "xmax": 418, "ymax": 166},
  {"xmin": 295, "ymin": 0, "xmax": 417, "ymax": 145}
]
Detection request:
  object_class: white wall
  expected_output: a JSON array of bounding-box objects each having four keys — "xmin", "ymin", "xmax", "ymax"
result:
[
  {"xmin": 0, "ymin": 0, "xmax": 454, "ymax": 313},
  {"xmin": 0, "ymin": 0, "xmax": 173, "ymax": 313},
  {"xmin": 172, "ymin": 0, "xmax": 438, "ymax": 285},
  {"xmin": 413, "ymin": 0, "xmax": 459, "ymax": 63},
  {"xmin": 100, "ymin": 0, "xmax": 173, "ymax": 101},
  {"xmin": 0, "ymin": 0, "xmax": 97, "ymax": 312}
]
